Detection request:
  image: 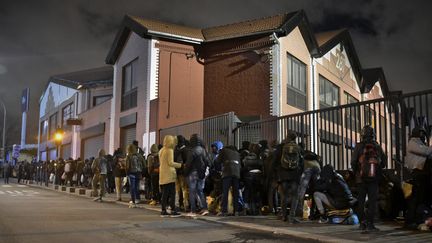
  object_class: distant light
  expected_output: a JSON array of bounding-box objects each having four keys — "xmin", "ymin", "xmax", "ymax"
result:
[{"xmin": 77, "ymin": 84, "xmax": 83, "ymax": 89}]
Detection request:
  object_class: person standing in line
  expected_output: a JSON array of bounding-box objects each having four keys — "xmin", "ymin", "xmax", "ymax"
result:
[
  {"xmin": 147, "ymin": 144, "xmax": 161, "ymax": 205},
  {"xmin": 184, "ymin": 134, "xmax": 210, "ymax": 217},
  {"xmin": 126, "ymin": 144, "xmax": 145, "ymax": 208},
  {"xmin": 159, "ymin": 135, "xmax": 182, "ymax": 217},
  {"xmin": 3, "ymin": 161, "xmax": 10, "ymax": 184},
  {"xmin": 113, "ymin": 148, "xmax": 126, "ymax": 201},
  {"xmin": 351, "ymin": 125, "xmax": 386, "ymax": 232},
  {"xmin": 92, "ymin": 149, "xmax": 108, "ymax": 202}
]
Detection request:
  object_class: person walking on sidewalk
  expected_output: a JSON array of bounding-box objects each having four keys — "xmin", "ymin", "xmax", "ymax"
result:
[
  {"xmin": 159, "ymin": 135, "xmax": 182, "ymax": 217},
  {"xmin": 3, "ymin": 161, "xmax": 10, "ymax": 184},
  {"xmin": 351, "ymin": 125, "xmax": 386, "ymax": 232},
  {"xmin": 126, "ymin": 144, "xmax": 145, "ymax": 208},
  {"xmin": 92, "ymin": 149, "xmax": 108, "ymax": 202}
]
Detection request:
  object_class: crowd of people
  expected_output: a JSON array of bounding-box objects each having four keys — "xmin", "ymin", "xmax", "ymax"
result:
[{"xmin": 2, "ymin": 125, "xmax": 431, "ymax": 233}]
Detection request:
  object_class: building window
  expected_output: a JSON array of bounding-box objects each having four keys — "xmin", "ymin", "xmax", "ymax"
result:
[
  {"xmin": 62, "ymin": 103, "xmax": 74, "ymax": 127},
  {"xmin": 40, "ymin": 120, "xmax": 48, "ymax": 142},
  {"xmin": 49, "ymin": 113, "xmax": 57, "ymax": 139},
  {"xmin": 320, "ymin": 76, "xmax": 340, "ymax": 124},
  {"xmin": 344, "ymin": 92, "xmax": 360, "ymax": 132},
  {"xmin": 93, "ymin": 95, "xmax": 111, "ymax": 107},
  {"xmin": 121, "ymin": 59, "xmax": 138, "ymax": 111},
  {"xmin": 287, "ymin": 54, "xmax": 307, "ymax": 110}
]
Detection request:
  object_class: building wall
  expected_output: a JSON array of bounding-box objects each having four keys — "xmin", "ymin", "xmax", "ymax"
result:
[
  {"xmin": 156, "ymin": 40, "xmax": 204, "ymax": 130},
  {"xmin": 279, "ymin": 27, "xmax": 312, "ymax": 116},
  {"xmin": 203, "ymin": 35, "xmax": 272, "ymax": 119},
  {"xmin": 110, "ymin": 32, "xmax": 151, "ymax": 153},
  {"xmin": 76, "ymin": 98, "xmax": 112, "ymax": 158}
]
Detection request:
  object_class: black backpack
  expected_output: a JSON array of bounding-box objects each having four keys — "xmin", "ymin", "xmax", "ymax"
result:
[{"xmin": 280, "ymin": 141, "xmax": 300, "ymax": 170}]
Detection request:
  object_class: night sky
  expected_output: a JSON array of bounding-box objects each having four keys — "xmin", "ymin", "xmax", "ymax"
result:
[{"xmin": 1, "ymin": 0, "xmax": 431, "ymax": 145}]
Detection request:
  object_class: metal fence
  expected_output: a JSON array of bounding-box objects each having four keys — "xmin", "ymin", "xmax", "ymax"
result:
[
  {"xmin": 159, "ymin": 112, "xmax": 240, "ymax": 149},
  {"xmin": 236, "ymin": 89, "xmax": 432, "ymax": 172},
  {"xmin": 158, "ymin": 89, "xmax": 432, "ymax": 173}
]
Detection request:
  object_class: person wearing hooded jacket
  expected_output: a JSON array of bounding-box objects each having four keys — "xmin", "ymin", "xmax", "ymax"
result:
[
  {"xmin": 313, "ymin": 164, "xmax": 355, "ymax": 223},
  {"xmin": 147, "ymin": 144, "xmax": 160, "ymax": 205},
  {"xmin": 184, "ymin": 134, "xmax": 210, "ymax": 217},
  {"xmin": 126, "ymin": 144, "xmax": 145, "ymax": 207},
  {"xmin": 351, "ymin": 125, "xmax": 386, "ymax": 232},
  {"xmin": 92, "ymin": 149, "xmax": 108, "ymax": 202},
  {"xmin": 175, "ymin": 135, "xmax": 190, "ymax": 211},
  {"xmin": 272, "ymin": 130, "xmax": 303, "ymax": 223},
  {"xmin": 159, "ymin": 135, "xmax": 182, "ymax": 217},
  {"xmin": 215, "ymin": 145, "xmax": 241, "ymax": 216},
  {"xmin": 405, "ymin": 126, "xmax": 432, "ymax": 228}
]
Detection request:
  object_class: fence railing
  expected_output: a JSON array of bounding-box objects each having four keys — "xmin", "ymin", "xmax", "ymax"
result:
[
  {"xmin": 158, "ymin": 89, "xmax": 432, "ymax": 174},
  {"xmin": 159, "ymin": 112, "xmax": 239, "ymax": 149},
  {"xmin": 236, "ymin": 89, "xmax": 432, "ymax": 172}
]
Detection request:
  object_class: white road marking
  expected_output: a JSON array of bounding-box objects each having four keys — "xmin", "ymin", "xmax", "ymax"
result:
[
  {"xmin": 17, "ymin": 185, "xmax": 28, "ymax": 188},
  {"xmin": 0, "ymin": 190, "xmax": 38, "ymax": 197},
  {"xmin": 1, "ymin": 185, "xmax": 12, "ymax": 188}
]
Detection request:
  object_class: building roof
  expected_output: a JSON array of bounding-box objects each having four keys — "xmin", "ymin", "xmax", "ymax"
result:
[
  {"xmin": 106, "ymin": 10, "xmax": 319, "ymax": 64},
  {"xmin": 105, "ymin": 10, "xmax": 390, "ymax": 96},
  {"xmin": 49, "ymin": 66, "xmax": 113, "ymax": 90},
  {"xmin": 360, "ymin": 68, "xmax": 390, "ymax": 97}
]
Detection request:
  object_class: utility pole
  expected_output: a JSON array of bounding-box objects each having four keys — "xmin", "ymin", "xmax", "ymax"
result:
[{"xmin": 1, "ymin": 100, "xmax": 6, "ymax": 161}]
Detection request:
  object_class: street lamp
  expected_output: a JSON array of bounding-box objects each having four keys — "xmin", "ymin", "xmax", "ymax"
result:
[
  {"xmin": 54, "ymin": 127, "xmax": 64, "ymax": 159},
  {"xmin": 53, "ymin": 127, "xmax": 63, "ymax": 185}
]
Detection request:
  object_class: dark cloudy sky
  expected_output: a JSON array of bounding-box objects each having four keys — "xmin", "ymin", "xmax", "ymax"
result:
[{"xmin": 1, "ymin": 0, "xmax": 431, "ymax": 145}]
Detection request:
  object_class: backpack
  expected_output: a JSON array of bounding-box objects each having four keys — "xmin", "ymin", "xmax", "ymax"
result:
[
  {"xmin": 359, "ymin": 143, "xmax": 380, "ymax": 178},
  {"xmin": 281, "ymin": 141, "xmax": 300, "ymax": 170},
  {"xmin": 150, "ymin": 155, "xmax": 160, "ymax": 174},
  {"xmin": 129, "ymin": 154, "xmax": 143, "ymax": 173}
]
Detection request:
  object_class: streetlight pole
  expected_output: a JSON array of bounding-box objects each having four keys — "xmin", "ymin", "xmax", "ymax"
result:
[{"xmin": 0, "ymin": 100, "xmax": 6, "ymax": 162}]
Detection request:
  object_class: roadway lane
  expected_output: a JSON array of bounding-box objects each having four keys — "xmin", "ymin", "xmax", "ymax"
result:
[{"xmin": 0, "ymin": 182, "xmax": 314, "ymax": 243}]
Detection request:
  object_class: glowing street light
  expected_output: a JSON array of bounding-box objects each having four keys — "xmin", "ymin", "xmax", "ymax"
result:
[{"xmin": 54, "ymin": 127, "xmax": 64, "ymax": 145}]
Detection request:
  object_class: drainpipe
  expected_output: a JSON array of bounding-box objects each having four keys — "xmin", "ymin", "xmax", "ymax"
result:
[{"xmin": 166, "ymin": 52, "xmax": 174, "ymax": 119}]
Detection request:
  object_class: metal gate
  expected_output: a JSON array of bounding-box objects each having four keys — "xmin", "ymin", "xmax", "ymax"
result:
[
  {"xmin": 82, "ymin": 135, "xmax": 104, "ymax": 159},
  {"xmin": 159, "ymin": 112, "xmax": 239, "ymax": 149},
  {"xmin": 120, "ymin": 125, "xmax": 136, "ymax": 152}
]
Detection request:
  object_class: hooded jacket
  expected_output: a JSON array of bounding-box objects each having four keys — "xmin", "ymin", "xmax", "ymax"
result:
[
  {"xmin": 351, "ymin": 140, "xmax": 386, "ymax": 182},
  {"xmin": 272, "ymin": 142, "xmax": 303, "ymax": 182},
  {"xmin": 159, "ymin": 135, "xmax": 182, "ymax": 185},
  {"xmin": 184, "ymin": 134, "xmax": 209, "ymax": 178},
  {"xmin": 147, "ymin": 144, "xmax": 160, "ymax": 175},
  {"xmin": 315, "ymin": 165, "xmax": 354, "ymax": 209},
  {"xmin": 405, "ymin": 137, "xmax": 432, "ymax": 170},
  {"xmin": 126, "ymin": 144, "xmax": 145, "ymax": 174},
  {"xmin": 92, "ymin": 149, "xmax": 107, "ymax": 175}
]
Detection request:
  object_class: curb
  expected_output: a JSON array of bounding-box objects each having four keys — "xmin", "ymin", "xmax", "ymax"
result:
[{"xmin": 23, "ymin": 182, "xmax": 358, "ymax": 243}]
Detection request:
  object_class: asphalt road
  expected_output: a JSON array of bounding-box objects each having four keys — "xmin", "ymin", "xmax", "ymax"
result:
[{"xmin": 0, "ymin": 182, "xmax": 315, "ymax": 243}]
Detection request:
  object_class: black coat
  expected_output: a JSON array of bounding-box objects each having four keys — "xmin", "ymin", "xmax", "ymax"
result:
[
  {"xmin": 272, "ymin": 143, "xmax": 302, "ymax": 182},
  {"xmin": 351, "ymin": 141, "xmax": 387, "ymax": 183},
  {"xmin": 315, "ymin": 173, "xmax": 354, "ymax": 209},
  {"xmin": 184, "ymin": 136, "xmax": 209, "ymax": 178},
  {"xmin": 216, "ymin": 147, "xmax": 241, "ymax": 179}
]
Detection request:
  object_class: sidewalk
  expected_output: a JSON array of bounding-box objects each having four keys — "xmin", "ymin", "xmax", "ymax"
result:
[{"xmin": 22, "ymin": 180, "xmax": 432, "ymax": 243}]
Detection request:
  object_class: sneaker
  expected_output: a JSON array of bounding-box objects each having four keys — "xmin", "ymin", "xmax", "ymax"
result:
[
  {"xmin": 160, "ymin": 211, "xmax": 170, "ymax": 217},
  {"xmin": 170, "ymin": 211, "xmax": 181, "ymax": 218},
  {"xmin": 92, "ymin": 197, "xmax": 101, "ymax": 202},
  {"xmin": 318, "ymin": 216, "xmax": 328, "ymax": 224},
  {"xmin": 201, "ymin": 210, "xmax": 209, "ymax": 216},
  {"xmin": 129, "ymin": 203, "xmax": 137, "ymax": 208},
  {"xmin": 186, "ymin": 212, "xmax": 197, "ymax": 217}
]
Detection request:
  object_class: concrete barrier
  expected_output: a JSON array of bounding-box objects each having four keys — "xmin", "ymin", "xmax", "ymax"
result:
[
  {"xmin": 76, "ymin": 188, "xmax": 86, "ymax": 195},
  {"xmin": 61, "ymin": 186, "xmax": 67, "ymax": 192},
  {"xmin": 68, "ymin": 187, "xmax": 76, "ymax": 193}
]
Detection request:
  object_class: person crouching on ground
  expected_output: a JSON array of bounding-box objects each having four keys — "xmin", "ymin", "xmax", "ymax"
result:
[
  {"xmin": 313, "ymin": 164, "xmax": 355, "ymax": 223},
  {"xmin": 159, "ymin": 135, "xmax": 182, "ymax": 217}
]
